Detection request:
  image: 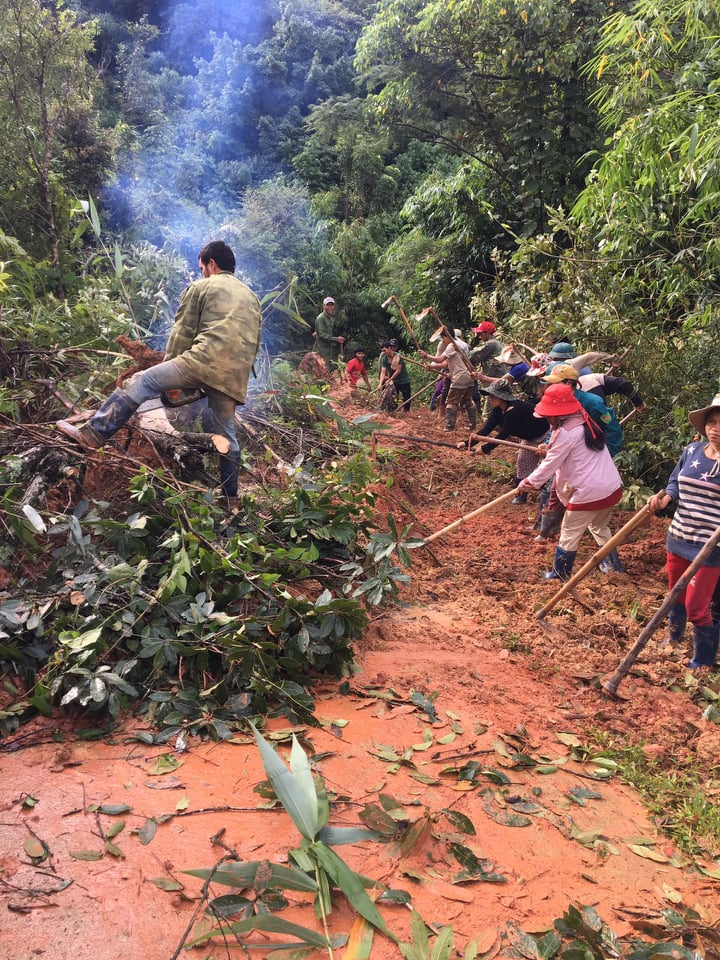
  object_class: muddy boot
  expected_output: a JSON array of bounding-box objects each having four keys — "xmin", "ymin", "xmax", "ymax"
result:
[
  {"xmin": 599, "ymin": 548, "xmax": 623, "ymax": 573},
  {"xmin": 688, "ymin": 622, "xmax": 720, "ymax": 669},
  {"xmin": 710, "ymin": 593, "xmax": 720, "ymax": 626},
  {"xmin": 667, "ymin": 605, "xmax": 687, "ymax": 644},
  {"xmin": 56, "ymin": 389, "xmax": 140, "ymax": 450},
  {"xmin": 445, "ymin": 407, "xmax": 457, "ymax": 432},
  {"xmin": 543, "ymin": 546, "xmax": 576, "ymax": 581},
  {"xmin": 218, "ymin": 451, "xmax": 241, "ymax": 500},
  {"xmin": 466, "ymin": 406, "xmax": 477, "ymax": 430},
  {"xmin": 536, "ymin": 509, "xmax": 563, "ymax": 541}
]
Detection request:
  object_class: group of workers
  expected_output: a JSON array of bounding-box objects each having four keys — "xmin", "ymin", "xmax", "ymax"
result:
[
  {"xmin": 335, "ymin": 310, "xmax": 720, "ymax": 674},
  {"xmin": 52, "ymin": 248, "xmax": 720, "ymax": 674}
]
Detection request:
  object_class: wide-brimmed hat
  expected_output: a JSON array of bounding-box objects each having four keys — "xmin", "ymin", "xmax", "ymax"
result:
[
  {"xmin": 689, "ymin": 384, "xmax": 720, "ymax": 434},
  {"xmin": 498, "ymin": 345, "xmax": 526, "ymax": 366},
  {"xmin": 525, "ymin": 353, "xmax": 553, "ymax": 378},
  {"xmin": 548, "ymin": 341, "xmax": 576, "ymax": 359},
  {"xmin": 471, "ymin": 321, "xmax": 495, "ymax": 334},
  {"xmin": 480, "ymin": 382, "xmax": 516, "ymax": 403},
  {"xmin": 542, "ymin": 362, "xmax": 579, "ymax": 383},
  {"xmin": 534, "ymin": 382, "xmax": 580, "ymax": 418}
]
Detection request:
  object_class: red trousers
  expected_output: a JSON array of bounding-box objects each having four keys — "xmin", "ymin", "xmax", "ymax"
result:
[{"xmin": 666, "ymin": 552, "xmax": 720, "ymax": 626}]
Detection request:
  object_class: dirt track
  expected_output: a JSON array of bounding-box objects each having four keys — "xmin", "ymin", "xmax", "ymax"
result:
[{"xmin": 1, "ymin": 390, "xmax": 719, "ymax": 958}]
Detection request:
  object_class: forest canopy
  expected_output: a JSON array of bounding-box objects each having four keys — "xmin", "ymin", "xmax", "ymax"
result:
[{"xmin": 0, "ymin": 0, "xmax": 719, "ymax": 462}]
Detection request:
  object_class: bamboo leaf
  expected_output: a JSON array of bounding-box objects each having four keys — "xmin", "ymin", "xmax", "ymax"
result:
[
  {"xmin": 431, "ymin": 924, "xmax": 455, "ymax": 960},
  {"xmin": 186, "ymin": 913, "xmax": 330, "ymax": 949},
  {"xmin": 184, "ymin": 861, "xmax": 318, "ymax": 893},
  {"xmin": 289, "ymin": 734, "xmax": 319, "ymax": 837},
  {"xmin": 342, "ymin": 916, "xmax": 375, "ymax": 960},
  {"xmin": 312, "ymin": 842, "xmax": 396, "ymax": 941},
  {"xmin": 87, "ymin": 195, "xmax": 101, "ymax": 236},
  {"xmin": 317, "ymin": 825, "xmax": 382, "ymax": 845},
  {"xmin": 250, "ymin": 723, "xmax": 318, "ymax": 840}
]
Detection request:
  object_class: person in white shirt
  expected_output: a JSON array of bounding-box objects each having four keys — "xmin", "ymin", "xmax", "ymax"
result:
[{"xmin": 420, "ymin": 327, "xmax": 476, "ymax": 432}]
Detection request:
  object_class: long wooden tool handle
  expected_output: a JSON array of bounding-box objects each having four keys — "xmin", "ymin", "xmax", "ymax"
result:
[
  {"xmin": 602, "ymin": 522, "xmax": 720, "ymax": 696},
  {"xmin": 536, "ymin": 504, "xmax": 651, "ymax": 620},
  {"xmin": 481, "ymin": 437, "xmax": 541, "ymax": 453},
  {"xmin": 619, "ymin": 407, "xmax": 638, "ymax": 427},
  {"xmin": 380, "ymin": 432, "xmax": 461, "ymax": 450},
  {"xmin": 392, "ymin": 298, "xmax": 422, "ymax": 353},
  {"xmin": 422, "ymin": 488, "xmax": 518, "ymax": 545}
]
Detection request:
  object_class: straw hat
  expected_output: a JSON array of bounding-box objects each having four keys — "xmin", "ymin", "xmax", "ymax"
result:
[
  {"xmin": 688, "ymin": 381, "xmax": 720, "ymax": 434},
  {"xmin": 498, "ymin": 344, "xmax": 526, "ymax": 366}
]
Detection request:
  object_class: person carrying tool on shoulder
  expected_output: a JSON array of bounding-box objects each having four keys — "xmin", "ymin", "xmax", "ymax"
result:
[{"xmin": 56, "ymin": 240, "xmax": 262, "ymax": 501}]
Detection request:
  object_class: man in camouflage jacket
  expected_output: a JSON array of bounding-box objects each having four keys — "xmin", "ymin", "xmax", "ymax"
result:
[{"xmin": 56, "ymin": 240, "xmax": 262, "ymax": 499}]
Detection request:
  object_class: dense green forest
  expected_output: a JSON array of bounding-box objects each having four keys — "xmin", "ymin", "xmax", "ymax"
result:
[
  {"xmin": 1, "ymin": 0, "xmax": 718, "ymax": 392},
  {"xmin": 1, "ymin": 0, "xmax": 720, "ymax": 725}
]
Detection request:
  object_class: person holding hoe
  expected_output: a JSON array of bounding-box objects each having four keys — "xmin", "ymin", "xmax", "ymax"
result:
[
  {"xmin": 459, "ymin": 381, "xmax": 549, "ymax": 504},
  {"xmin": 516, "ymin": 382, "xmax": 623, "ymax": 581},
  {"xmin": 646, "ymin": 383, "xmax": 720, "ymax": 669}
]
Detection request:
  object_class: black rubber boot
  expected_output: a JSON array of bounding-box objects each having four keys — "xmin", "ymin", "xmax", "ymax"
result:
[
  {"xmin": 688, "ymin": 622, "xmax": 720, "ymax": 669},
  {"xmin": 536, "ymin": 509, "xmax": 563, "ymax": 541},
  {"xmin": 445, "ymin": 408, "xmax": 457, "ymax": 431},
  {"xmin": 218, "ymin": 451, "xmax": 241, "ymax": 499},
  {"xmin": 543, "ymin": 546, "xmax": 577, "ymax": 581},
  {"xmin": 57, "ymin": 388, "xmax": 140, "ymax": 450},
  {"xmin": 599, "ymin": 548, "xmax": 623, "ymax": 573},
  {"xmin": 667, "ymin": 605, "xmax": 687, "ymax": 644},
  {"xmin": 467, "ymin": 406, "xmax": 477, "ymax": 430},
  {"xmin": 710, "ymin": 591, "xmax": 720, "ymax": 626}
]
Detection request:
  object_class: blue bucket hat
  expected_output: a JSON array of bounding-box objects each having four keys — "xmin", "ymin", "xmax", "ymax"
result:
[{"xmin": 548, "ymin": 341, "xmax": 576, "ymax": 360}]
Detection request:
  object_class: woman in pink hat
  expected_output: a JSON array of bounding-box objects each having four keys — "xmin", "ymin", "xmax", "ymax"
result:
[{"xmin": 517, "ymin": 382, "xmax": 623, "ymax": 581}]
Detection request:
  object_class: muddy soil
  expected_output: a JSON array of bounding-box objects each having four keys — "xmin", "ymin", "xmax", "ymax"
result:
[{"xmin": 1, "ymin": 387, "xmax": 719, "ymax": 959}]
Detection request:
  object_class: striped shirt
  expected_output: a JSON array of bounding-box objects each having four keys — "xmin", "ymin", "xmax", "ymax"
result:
[{"xmin": 666, "ymin": 442, "xmax": 720, "ymax": 565}]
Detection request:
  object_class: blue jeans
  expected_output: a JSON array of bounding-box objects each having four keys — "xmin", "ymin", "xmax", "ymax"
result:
[{"xmin": 122, "ymin": 361, "xmax": 239, "ymax": 453}]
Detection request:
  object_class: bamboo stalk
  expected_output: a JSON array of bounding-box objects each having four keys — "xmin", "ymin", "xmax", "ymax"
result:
[
  {"xmin": 536, "ymin": 504, "xmax": 651, "ymax": 619},
  {"xmin": 602, "ymin": 523, "xmax": 720, "ymax": 696},
  {"xmin": 421, "ymin": 488, "xmax": 518, "ymax": 545}
]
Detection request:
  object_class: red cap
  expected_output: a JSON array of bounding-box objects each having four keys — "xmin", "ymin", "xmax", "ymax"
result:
[{"xmin": 471, "ymin": 321, "xmax": 495, "ymax": 334}]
